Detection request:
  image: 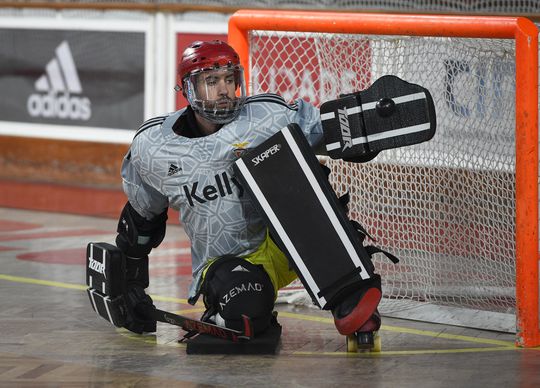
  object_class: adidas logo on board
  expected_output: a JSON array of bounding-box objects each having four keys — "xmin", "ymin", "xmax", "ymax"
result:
[{"xmin": 27, "ymin": 41, "xmax": 92, "ymax": 121}]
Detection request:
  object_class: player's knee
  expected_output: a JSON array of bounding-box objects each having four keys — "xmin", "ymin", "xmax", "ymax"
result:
[{"xmin": 201, "ymin": 256, "xmax": 275, "ymax": 334}]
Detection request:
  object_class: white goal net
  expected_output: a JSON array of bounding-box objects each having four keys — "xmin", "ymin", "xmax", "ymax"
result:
[{"xmin": 250, "ymin": 31, "xmax": 523, "ymax": 332}]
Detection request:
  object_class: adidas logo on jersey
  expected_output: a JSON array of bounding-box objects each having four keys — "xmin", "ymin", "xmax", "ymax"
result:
[
  {"xmin": 167, "ymin": 164, "xmax": 181, "ymax": 176},
  {"xmin": 27, "ymin": 41, "xmax": 92, "ymax": 121}
]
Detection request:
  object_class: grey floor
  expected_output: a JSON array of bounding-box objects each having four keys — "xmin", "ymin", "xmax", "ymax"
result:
[{"xmin": 1, "ymin": 207, "xmax": 540, "ymax": 387}]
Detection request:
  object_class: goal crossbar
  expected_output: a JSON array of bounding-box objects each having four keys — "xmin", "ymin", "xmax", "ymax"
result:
[{"xmin": 228, "ymin": 10, "xmax": 539, "ymax": 347}]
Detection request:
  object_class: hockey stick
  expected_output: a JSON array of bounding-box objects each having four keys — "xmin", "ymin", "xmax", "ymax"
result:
[{"xmin": 137, "ymin": 305, "xmax": 253, "ymax": 342}]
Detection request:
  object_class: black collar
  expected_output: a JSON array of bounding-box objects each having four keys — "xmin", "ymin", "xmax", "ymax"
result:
[{"xmin": 172, "ymin": 106, "xmax": 206, "ymax": 138}]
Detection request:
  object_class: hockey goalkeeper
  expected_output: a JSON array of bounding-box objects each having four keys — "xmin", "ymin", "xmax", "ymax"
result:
[{"xmin": 107, "ymin": 40, "xmax": 435, "ymax": 339}]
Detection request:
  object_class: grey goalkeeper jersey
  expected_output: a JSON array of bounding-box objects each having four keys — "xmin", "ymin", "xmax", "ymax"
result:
[{"xmin": 121, "ymin": 94, "xmax": 323, "ymax": 302}]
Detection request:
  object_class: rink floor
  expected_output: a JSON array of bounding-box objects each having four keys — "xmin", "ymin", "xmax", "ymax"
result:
[{"xmin": 1, "ymin": 206, "xmax": 540, "ymax": 387}]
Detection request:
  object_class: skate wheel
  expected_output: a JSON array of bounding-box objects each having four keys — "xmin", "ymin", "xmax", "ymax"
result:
[
  {"xmin": 371, "ymin": 331, "xmax": 382, "ymax": 353},
  {"xmin": 346, "ymin": 334, "xmax": 358, "ymax": 352},
  {"xmin": 356, "ymin": 331, "xmax": 374, "ymax": 351}
]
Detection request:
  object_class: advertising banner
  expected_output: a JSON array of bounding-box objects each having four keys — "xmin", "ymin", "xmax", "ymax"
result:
[
  {"xmin": 0, "ymin": 29, "xmax": 145, "ymax": 129},
  {"xmin": 249, "ymin": 35, "xmax": 372, "ymax": 107}
]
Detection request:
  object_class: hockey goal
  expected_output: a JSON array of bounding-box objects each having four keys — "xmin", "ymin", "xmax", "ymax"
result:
[{"xmin": 229, "ymin": 10, "xmax": 539, "ymax": 347}]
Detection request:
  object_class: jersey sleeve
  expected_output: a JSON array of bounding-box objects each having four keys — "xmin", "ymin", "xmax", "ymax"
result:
[
  {"xmin": 120, "ymin": 146, "xmax": 169, "ymax": 220},
  {"xmin": 292, "ymin": 98, "xmax": 324, "ymax": 150}
]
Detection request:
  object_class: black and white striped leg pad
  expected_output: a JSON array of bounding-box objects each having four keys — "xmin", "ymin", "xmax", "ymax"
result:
[{"xmin": 234, "ymin": 123, "xmax": 375, "ymax": 310}]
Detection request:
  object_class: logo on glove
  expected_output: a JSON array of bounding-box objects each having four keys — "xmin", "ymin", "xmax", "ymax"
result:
[
  {"xmin": 338, "ymin": 107, "xmax": 352, "ymax": 150},
  {"xmin": 88, "ymin": 257, "xmax": 106, "ymax": 277}
]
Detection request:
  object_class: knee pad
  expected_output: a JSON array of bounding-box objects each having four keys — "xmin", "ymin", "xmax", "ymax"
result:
[{"xmin": 201, "ymin": 256, "xmax": 275, "ymax": 334}]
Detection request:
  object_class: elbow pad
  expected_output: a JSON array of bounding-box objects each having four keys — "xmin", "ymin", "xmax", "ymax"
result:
[{"xmin": 116, "ymin": 202, "xmax": 168, "ymax": 258}]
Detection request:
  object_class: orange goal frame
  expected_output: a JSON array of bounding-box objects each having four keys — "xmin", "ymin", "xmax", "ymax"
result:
[{"xmin": 228, "ymin": 9, "xmax": 539, "ymax": 347}]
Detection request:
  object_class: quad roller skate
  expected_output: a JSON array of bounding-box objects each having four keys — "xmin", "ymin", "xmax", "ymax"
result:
[
  {"xmin": 345, "ymin": 310, "xmax": 381, "ymax": 353},
  {"xmin": 331, "ymin": 283, "xmax": 382, "ymax": 353}
]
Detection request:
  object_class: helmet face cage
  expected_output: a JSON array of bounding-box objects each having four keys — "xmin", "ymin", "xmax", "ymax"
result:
[{"xmin": 183, "ymin": 65, "xmax": 246, "ymax": 125}]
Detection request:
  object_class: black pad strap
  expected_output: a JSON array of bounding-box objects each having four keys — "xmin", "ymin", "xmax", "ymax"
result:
[
  {"xmin": 365, "ymin": 245, "xmax": 400, "ymax": 264},
  {"xmin": 350, "ymin": 219, "xmax": 376, "ymax": 243}
]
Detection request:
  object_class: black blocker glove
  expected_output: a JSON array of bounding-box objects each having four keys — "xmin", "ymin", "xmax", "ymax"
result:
[
  {"xmin": 123, "ymin": 283, "xmax": 157, "ymax": 334},
  {"xmin": 122, "ymin": 255, "xmax": 156, "ymax": 334}
]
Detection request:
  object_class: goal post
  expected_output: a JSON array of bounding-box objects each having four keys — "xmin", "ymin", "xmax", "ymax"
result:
[{"xmin": 228, "ymin": 10, "xmax": 538, "ymax": 347}]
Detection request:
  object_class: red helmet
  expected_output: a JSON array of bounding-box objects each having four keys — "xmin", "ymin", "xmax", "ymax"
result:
[
  {"xmin": 176, "ymin": 40, "xmax": 246, "ymax": 124},
  {"xmin": 177, "ymin": 40, "xmax": 241, "ymax": 83}
]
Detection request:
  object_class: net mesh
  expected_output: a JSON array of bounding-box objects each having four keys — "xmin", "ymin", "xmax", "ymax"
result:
[{"xmin": 250, "ymin": 32, "xmax": 518, "ymax": 320}]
